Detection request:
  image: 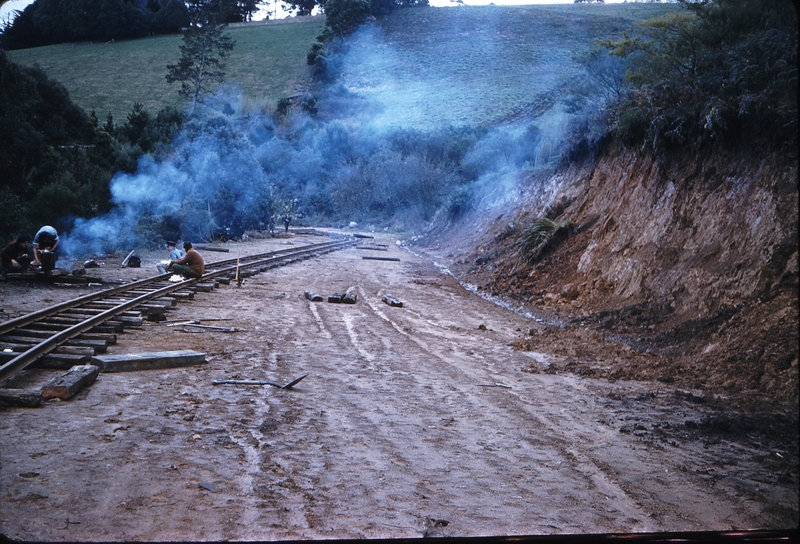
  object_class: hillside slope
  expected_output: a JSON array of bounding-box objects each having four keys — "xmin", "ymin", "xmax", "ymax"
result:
[
  {"xmin": 5, "ymin": 5, "xmax": 673, "ymax": 127},
  {"xmin": 339, "ymin": 3, "xmax": 677, "ymax": 129},
  {"xmin": 5, "ymin": 16, "xmax": 324, "ymax": 121},
  {"xmin": 412, "ymin": 148, "xmax": 798, "ymax": 403}
]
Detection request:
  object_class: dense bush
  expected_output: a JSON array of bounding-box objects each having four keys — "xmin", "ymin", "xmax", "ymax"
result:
[
  {"xmin": 0, "ymin": 50, "xmax": 116, "ymax": 243},
  {"xmin": 152, "ymin": 0, "xmax": 191, "ymax": 34},
  {"xmin": 0, "ymin": 50, "xmax": 188, "ymax": 245},
  {"xmin": 604, "ymin": 0, "xmax": 797, "ymax": 152}
]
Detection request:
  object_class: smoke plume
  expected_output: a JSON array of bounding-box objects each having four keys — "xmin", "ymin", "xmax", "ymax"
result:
[{"xmin": 65, "ymin": 17, "xmax": 584, "ymax": 257}]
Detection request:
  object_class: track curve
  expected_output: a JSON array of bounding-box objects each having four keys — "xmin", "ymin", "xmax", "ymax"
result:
[{"xmin": 0, "ymin": 235, "xmax": 356, "ymax": 383}]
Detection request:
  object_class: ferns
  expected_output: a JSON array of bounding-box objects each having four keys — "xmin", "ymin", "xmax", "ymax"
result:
[{"xmin": 517, "ymin": 217, "xmax": 570, "ymax": 265}]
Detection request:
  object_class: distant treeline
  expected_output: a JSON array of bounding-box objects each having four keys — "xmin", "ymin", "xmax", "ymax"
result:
[
  {"xmin": 0, "ymin": 0, "xmax": 427, "ymax": 51},
  {"xmin": 0, "ymin": 0, "xmax": 263, "ymax": 50}
]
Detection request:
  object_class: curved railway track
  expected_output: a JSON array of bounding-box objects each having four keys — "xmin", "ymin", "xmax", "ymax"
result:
[{"xmin": 0, "ymin": 235, "xmax": 356, "ymax": 384}]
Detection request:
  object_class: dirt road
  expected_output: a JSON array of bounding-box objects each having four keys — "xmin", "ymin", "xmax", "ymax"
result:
[{"xmin": 0, "ymin": 233, "xmax": 796, "ymax": 540}]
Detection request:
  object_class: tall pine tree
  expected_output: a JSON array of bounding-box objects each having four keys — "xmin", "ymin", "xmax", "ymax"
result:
[{"xmin": 165, "ymin": 22, "xmax": 235, "ymax": 113}]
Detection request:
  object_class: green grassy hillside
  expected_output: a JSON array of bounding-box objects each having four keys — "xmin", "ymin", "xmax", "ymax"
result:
[
  {"xmin": 6, "ymin": 17, "xmax": 325, "ymax": 122},
  {"xmin": 340, "ymin": 3, "xmax": 677, "ymax": 129},
  {"xmin": 6, "ymin": 4, "xmax": 676, "ymax": 126}
]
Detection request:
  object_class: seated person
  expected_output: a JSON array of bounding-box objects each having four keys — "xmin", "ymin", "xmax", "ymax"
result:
[
  {"xmin": 168, "ymin": 242, "xmax": 204, "ymax": 279},
  {"xmin": 157, "ymin": 241, "xmax": 185, "ymax": 274},
  {"xmin": 1, "ymin": 235, "xmax": 33, "ymax": 274}
]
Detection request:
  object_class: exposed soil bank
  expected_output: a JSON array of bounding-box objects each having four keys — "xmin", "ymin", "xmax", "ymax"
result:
[{"xmin": 412, "ymin": 148, "xmax": 798, "ymax": 405}]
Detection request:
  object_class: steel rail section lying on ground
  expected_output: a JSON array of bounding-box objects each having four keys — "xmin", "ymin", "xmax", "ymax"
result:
[{"xmin": 0, "ymin": 236, "xmax": 356, "ymax": 383}]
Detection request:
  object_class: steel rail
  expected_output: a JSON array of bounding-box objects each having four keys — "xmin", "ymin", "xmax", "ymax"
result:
[
  {"xmin": 0, "ymin": 237, "xmax": 356, "ymax": 383},
  {"xmin": 0, "ymin": 238, "xmax": 350, "ymax": 336}
]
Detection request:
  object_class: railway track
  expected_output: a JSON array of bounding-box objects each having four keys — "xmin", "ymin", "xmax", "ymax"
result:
[{"xmin": 0, "ymin": 235, "xmax": 356, "ymax": 385}]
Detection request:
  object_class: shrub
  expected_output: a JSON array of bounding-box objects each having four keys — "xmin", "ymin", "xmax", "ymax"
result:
[
  {"xmin": 606, "ymin": 0, "xmax": 797, "ymax": 152},
  {"xmin": 517, "ymin": 217, "xmax": 571, "ymax": 265}
]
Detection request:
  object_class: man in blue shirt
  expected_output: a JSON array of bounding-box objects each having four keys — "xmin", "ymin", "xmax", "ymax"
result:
[
  {"xmin": 157, "ymin": 241, "xmax": 185, "ymax": 274},
  {"xmin": 32, "ymin": 225, "xmax": 59, "ymax": 270}
]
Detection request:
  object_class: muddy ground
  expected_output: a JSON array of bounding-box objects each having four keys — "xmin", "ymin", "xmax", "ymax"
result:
[{"xmin": 0, "ymin": 231, "xmax": 797, "ymax": 541}]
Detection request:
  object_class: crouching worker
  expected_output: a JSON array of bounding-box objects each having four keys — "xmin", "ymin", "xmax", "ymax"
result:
[
  {"xmin": 169, "ymin": 241, "xmax": 204, "ymax": 279},
  {"xmin": 32, "ymin": 225, "xmax": 59, "ymax": 270},
  {"xmin": 1, "ymin": 235, "xmax": 33, "ymax": 275}
]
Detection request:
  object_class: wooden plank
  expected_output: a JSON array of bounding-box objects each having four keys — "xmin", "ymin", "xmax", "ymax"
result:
[
  {"xmin": 32, "ymin": 353, "xmax": 92, "ymax": 369},
  {"xmin": 59, "ymin": 313, "xmax": 141, "ymax": 328},
  {"xmin": 85, "ymin": 300, "xmax": 175, "ymax": 311},
  {"xmin": 195, "ymin": 282, "xmax": 217, "ymax": 292},
  {"xmin": 28, "ymin": 321, "xmax": 124, "ymax": 334},
  {"xmin": 165, "ymin": 291, "xmax": 194, "ymax": 300},
  {"xmin": 356, "ymin": 245, "xmax": 388, "ymax": 251},
  {"xmin": 53, "ymin": 346, "xmax": 97, "ymax": 356},
  {"xmin": 3, "ymin": 350, "xmax": 89, "ymax": 368},
  {"xmin": 41, "ymin": 364, "xmax": 100, "ymax": 400},
  {"xmin": 194, "ymin": 245, "xmax": 229, "ymax": 253},
  {"xmin": 52, "ymin": 276, "xmax": 103, "ymax": 284},
  {"xmin": 0, "ymin": 389, "xmax": 42, "ymax": 408},
  {"xmin": 40, "ymin": 317, "xmax": 82, "ymax": 325},
  {"xmin": 92, "ymin": 350, "xmax": 207, "ymax": 372},
  {"xmin": 0, "ymin": 336, "xmax": 108, "ymax": 352},
  {"xmin": 353, "ymin": 233, "xmax": 374, "ymax": 239},
  {"xmin": 2, "ymin": 272, "xmax": 65, "ymax": 283},
  {"xmin": 115, "ymin": 316, "xmax": 144, "ymax": 326},
  {"xmin": 362, "ymin": 256, "xmax": 401, "ymax": 262},
  {"xmin": 66, "ymin": 308, "xmax": 142, "ymax": 318},
  {"xmin": 7, "ymin": 329, "xmax": 117, "ymax": 344},
  {"xmin": 91, "ymin": 323, "xmax": 123, "ymax": 334}
]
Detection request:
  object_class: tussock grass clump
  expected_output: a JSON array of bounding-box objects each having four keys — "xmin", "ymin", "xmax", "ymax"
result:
[{"xmin": 518, "ymin": 217, "xmax": 571, "ymax": 265}]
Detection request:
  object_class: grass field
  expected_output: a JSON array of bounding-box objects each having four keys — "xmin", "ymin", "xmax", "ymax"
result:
[
  {"xmin": 6, "ymin": 17, "xmax": 325, "ymax": 122},
  {"xmin": 6, "ymin": 4, "xmax": 677, "ymax": 127},
  {"xmin": 340, "ymin": 3, "xmax": 678, "ymax": 129}
]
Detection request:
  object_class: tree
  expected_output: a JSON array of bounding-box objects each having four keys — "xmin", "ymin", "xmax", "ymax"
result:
[
  {"xmin": 1, "ymin": 0, "xmax": 153, "ymax": 49},
  {"xmin": 165, "ymin": 22, "xmax": 236, "ymax": 113},
  {"xmin": 152, "ymin": 0, "xmax": 191, "ymax": 34},
  {"xmin": 185, "ymin": 0, "xmax": 266, "ymax": 24},
  {"xmin": 322, "ymin": 0, "xmax": 371, "ymax": 37},
  {"xmin": 238, "ymin": 0, "xmax": 266, "ymax": 21},
  {"xmin": 283, "ymin": 0, "xmax": 320, "ymax": 17},
  {"xmin": 0, "ymin": 50, "xmax": 116, "ymax": 241}
]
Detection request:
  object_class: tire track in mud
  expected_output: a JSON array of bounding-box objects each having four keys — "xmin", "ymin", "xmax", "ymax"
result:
[{"xmin": 281, "ymin": 261, "xmax": 659, "ymax": 535}]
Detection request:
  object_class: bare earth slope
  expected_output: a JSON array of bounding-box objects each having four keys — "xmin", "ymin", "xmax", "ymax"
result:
[
  {"xmin": 413, "ymin": 149, "xmax": 798, "ymax": 404},
  {"xmin": 0, "ymin": 233, "xmax": 797, "ymax": 540}
]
